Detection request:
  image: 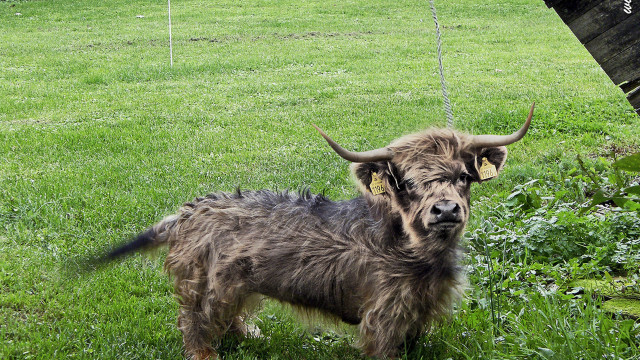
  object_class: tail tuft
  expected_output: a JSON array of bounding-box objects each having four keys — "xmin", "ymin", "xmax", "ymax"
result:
[
  {"xmin": 68, "ymin": 215, "xmax": 178, "ymax": 274},
  {"xmin": 105, "ymin": 214, "xmax": 178, "ymax": 261},
  {"xmin": 106, "ymin": 228, "xmax": 157, "ymax": 260}
]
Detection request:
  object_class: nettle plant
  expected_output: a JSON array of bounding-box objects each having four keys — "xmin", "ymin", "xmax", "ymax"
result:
[
  {"xmin": 464, "ymin": 153, "xmax": 640, "ymax": 330},
  {"xmin": 579, "ymin": 152, "xmax": 640, "ymax": 213},
  {"xmin": 467, "ymin": 152, "xmax": 640, "ymax": 294}
]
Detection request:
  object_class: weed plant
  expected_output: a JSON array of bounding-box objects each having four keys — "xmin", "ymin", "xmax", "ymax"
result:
[{"xmin": 464, "ymin": 159, "xmax": 640, "ymax": 360}]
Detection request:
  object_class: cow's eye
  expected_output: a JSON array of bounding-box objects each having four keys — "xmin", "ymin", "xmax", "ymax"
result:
[
  {"xmin": 403, "ymin": 179, "xmax": 416, "ymax": 190},
  {"xmin": 458, "ymin": 173, "xmax": 470, "ymax": 183}
]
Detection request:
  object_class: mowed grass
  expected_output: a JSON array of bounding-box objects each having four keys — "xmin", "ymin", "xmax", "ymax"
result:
[{"xmin": 1, "ymin": 0, "xmax": 639, "ymax": 359}]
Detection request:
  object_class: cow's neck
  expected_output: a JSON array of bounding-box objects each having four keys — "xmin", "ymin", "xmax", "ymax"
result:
[
  {"xmin": 363, "ymin": 196, "xmax": 461, "ymax": 275},
  {"xmin": 395, "ymin": 216, "xmax": 461, "ymax": 280}
]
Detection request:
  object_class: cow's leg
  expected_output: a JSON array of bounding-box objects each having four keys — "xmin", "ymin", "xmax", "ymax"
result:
[
  {"xmin": 177, "ymin": 306, "xmax": 217, "ymax": 360},
  {"xmin": 358, "ymin": 302, "xmax": 423, "ymax": 359}
]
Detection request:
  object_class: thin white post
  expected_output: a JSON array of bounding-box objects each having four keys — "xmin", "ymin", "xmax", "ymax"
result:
[{"xmin": 168, "ymin": 0, "xmax": 173, "ymax": 67}]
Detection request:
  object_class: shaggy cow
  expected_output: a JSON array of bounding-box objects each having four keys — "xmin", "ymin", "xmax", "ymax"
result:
[{"xmin": 105, "ymin": 103, "xmax": 534, "ymax": 359}]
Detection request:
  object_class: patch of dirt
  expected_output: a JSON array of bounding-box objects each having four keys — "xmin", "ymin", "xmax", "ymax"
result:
[
  {"xmin": 593, "ymin": 143, "xmax": 640, "ymax": 159},
  {"xmin": 189, "ymin": 37, "xmax": 222, "ymax": 43},
  {"xmin": 187, "ymin": 31, "xmax": 374, "ymax": 44}
]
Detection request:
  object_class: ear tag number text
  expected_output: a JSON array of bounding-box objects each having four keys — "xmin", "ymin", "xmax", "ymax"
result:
[
  {"xmin": 479, "ymin": 157, "xmax": 498, "ymax": 180},
  {"xmin": 370, "ymin": 172, "xmax": 386, "ymax": 195}
]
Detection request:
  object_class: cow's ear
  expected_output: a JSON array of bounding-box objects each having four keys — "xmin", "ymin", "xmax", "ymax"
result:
[
  {"xmin": 350, "ymin": 161, "xmax": 398, "ymax": 196},
  {"xmin": 470, "ymin": 146, "xmax": 508, "ymax": 182}
]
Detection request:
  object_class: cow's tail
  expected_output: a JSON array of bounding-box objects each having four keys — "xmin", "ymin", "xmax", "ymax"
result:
[
  {"xmin": 105, "ymin": 214, "xmax": 179, "ymax": 261},
  {"xmin": 67, "ymin": 215, "xmax": 180, "ymax": 274}
]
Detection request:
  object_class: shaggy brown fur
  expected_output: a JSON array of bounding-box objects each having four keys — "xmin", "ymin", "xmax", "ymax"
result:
[{"xmin": 106, "ymin": 128, "xmax": 512, "ymax": 359}]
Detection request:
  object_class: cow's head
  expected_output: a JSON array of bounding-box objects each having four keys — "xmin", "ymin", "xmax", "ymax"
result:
[{"xmin": 314, "ymin": 103, "xmax": 534, "ymax": 247}]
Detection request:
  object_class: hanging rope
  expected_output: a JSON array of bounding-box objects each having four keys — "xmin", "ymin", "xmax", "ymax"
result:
[{"xmin": 428, "ymin": 0, "xmax": 454, "ymax": 128}]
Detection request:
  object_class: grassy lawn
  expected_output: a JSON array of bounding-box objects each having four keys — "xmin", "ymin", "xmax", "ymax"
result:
[{"xmin": 1, "ymin": 0, "xmax": 639, "ymax": 359}]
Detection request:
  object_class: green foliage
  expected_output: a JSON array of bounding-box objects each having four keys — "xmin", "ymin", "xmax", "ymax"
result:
[
  {"xmin": 427, "ymin": 292, "xmax": 640, "ymax": 360},
  {"xmin": 614, "ymin": 153, "xmax": 640, "ymax": 172},
  {"xmin": 466, "ymin": 170, "xmax": 640, "ymax": 359},
  {"xmin": 580, "ymin": 152, "xmax": 640, "ymax": 213},
  {"xmin": 470, "ymin": 175, "xmax": 640, "ymax": 277}
]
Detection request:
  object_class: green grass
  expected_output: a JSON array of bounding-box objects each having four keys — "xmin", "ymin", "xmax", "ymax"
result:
[{"xmin": 1, "ymin": 0, "xmax": 639, "ymax": 358}]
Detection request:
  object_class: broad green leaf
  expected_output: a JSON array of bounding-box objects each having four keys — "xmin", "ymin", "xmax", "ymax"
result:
[
  {"xmin": 624, "ymin": 185, "xmax": 640, "ymax": 195},
  {"xmin": 612, "ymin": 153, "xmax": 640, "ymax": 172},
  {"xmin": 612, "ymin": 197, "xmax": 628, "ymax": 208},
  {"xmin": 529, "ymin": 192, "xmax": 542, "ymax": 209},
  {"xmin": 580, "ymin": 189, "xmax": 610, "ymax": 214},
  {"xmin": 623, "ymin": 200, "xmax": 640, "ymax": 211},
  {"xmin": 604, "ymin": 271, "xmax": 613, "ymax": 283},
  {"xmin": 591, "ymin": 190, "xmax": 609, "ymax": 205},
  {"xmin": 537, "ymin": 347, "xmax": 555, "ymax": 357}
]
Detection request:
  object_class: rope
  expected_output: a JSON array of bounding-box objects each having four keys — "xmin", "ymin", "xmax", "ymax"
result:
[{"xmin": 428, "ymin": 0, "xmax": 454, "ymax": 128}]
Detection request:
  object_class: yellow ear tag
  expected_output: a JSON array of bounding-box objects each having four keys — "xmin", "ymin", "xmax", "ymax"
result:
[
  {"xmin": 479, "ymin": 157, "xmax": 498, "ymax": 180},
  {"xmin": 370, "ymin": 172, "xmax": 386, "ymax": 195}
]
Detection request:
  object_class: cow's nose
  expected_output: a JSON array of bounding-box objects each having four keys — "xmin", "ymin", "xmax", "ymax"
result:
[{"xmin": 430, "ymin": 201, "xmax": 461, "ymax": 223}]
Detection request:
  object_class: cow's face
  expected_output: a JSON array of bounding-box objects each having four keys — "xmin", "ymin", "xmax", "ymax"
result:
[
  {"xmin": 351, "ymin": 131, "xmax": 508, "ymax": 246},
  {"xmin": 313, "ymin": 103, "xmax": 533, "ymax": 246}
]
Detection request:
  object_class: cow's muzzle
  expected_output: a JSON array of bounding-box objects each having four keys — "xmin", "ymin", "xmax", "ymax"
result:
[{"xmin": 428, "ymin": 200, "xmax": 463, "ymax": 226}]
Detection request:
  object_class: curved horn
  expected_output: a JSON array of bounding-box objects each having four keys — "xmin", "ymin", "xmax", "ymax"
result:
[
  {"xmin": 470, "ymin": 102, "xmax": 535, "ymax": 148},
  {"xmin": 312, "ymin": 124, "xmax": 394, "ymax": 163}
]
